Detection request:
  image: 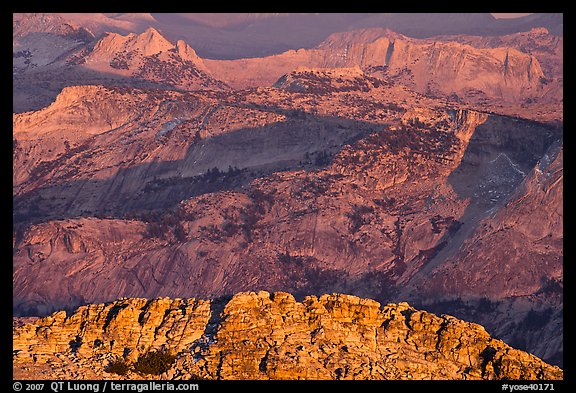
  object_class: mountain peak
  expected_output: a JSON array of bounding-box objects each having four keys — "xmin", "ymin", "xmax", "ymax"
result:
[
  {"xmin": 90, "ymin": 27, "xmax": 174, "ymax": 60},
  {"xmin": 142, "ymin": 26, "xmax": 161, "ymax": 36},
  {"xmin": 176, "ymin": 39, "xmax": 199, "ymax": 61},
  {"xmin": 132, "ymin": 27, "xmax": 172, "ymax": 55}
]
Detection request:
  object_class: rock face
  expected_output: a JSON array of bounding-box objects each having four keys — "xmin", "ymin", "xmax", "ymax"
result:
[
  {"xmin": 207, "ymin": 28, "xmax": 548, "ymax": 105},
  {"xmin": 419, "ymin": 140, "xmax": 563, "ymax": 299},
  {"xmin": 436, "ymin": 28, "xmax": 563, "ymax": 117},
  {"xmin": 15, "ymin": 18, "xmax": 562, "ymax": 114},
  {"xmin": 48, "ymin": 13, "xmax": 563, "ymax": 60},
  {"xmin": 13, "ymin": 27, "xmax": 227, "ymax": 113},
  {"xmin": 273, "ymin": 66, "xmax": 379, "ymax": 93},
  {"xmin": 438, "ymin": 28, "xmax": 563, "ymax": 79},
  {"xmin": 13, "ymin": 15, "xmax": 563, "ymax": 371},
  {"xmin": 408, "ymin": 139, "xmax": 563, "ymax": 366},
  {"xmin": 12, "ymin": 84, "xmax": 373, "ymax": 223},
  {"xmin": 83, "ymin": 28, "xmax": 225, "ymax": 91},
  {"xmin": 12, "ymin": 74, "xmax": 563, "ymax": 366},
  {"xmin": 13, "ymin": 83, "xmax": 561, "ymax": 315},
  {"xmin": 13, "ymin": 291, "xmax": 563, "ymax": 380},
  {"xmin": 13, "ymin": 13, "xmax": 96, "ymax": 112},
  {"xmin": 14, "ymin": 297, "xmax": 211, "ymax": 362},
  {"xmin": 13, "ymin": 13, "xmax": 95, "ymax": 72}
]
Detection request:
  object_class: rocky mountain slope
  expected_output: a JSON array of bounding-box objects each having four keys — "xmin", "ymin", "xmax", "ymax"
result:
[
  {"xmin": 13, "ymin": 76, "xmax": 559, "ymax": 310},
  {"xmin": 407, "ymin": 139, "xmax": 563, "ymax": 365},
  {"xmin": 13, "ymin": 291, "xmax": 563, "ymax": 380},
  {"xmin": 13, "ymin": 26, "xmax": 227, "ymax": 113},
  {"xmin": 13, "ymin": 72, "xmax": 563, "ymax": 366},
  {"xmin": 415, "ymin": 140, "xmax": 563, "ymax": 299},
  {"xmin": 46, "ymin": 13, "xmax": 563, "ymax": 59},
  {"xmin": 13, "ymin": 13, "xmax": 95, "ymax": 72},
  {"xmin": 436, "ymin": 28, "xmax": 563, "ymax": 108},
  {"xmin": 14, "ymin": 22, "xmax": 562, "ymax": 120},
  {"xmin": 13, "ymin": 13, "xmax": 96, "ymax": 112},
  {"xmin": 13, "ymin": 15, "xmax": 563, "ymax": 371},
  {"xmin": 13, "ymin": 82, "xmax": 376, "ymax": 222},
  {"xmin": 83, "ymin": 28, "xmax": 225, "ymax": 90},
  {"xmin": 206, "ymin": 27, "xmax": 549, "ymax": 106}
]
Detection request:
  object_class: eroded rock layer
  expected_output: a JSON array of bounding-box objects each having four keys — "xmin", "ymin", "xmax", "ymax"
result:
[{"xmin": 13, "ymin": 292, "xmax": 562, "ymax": 380}]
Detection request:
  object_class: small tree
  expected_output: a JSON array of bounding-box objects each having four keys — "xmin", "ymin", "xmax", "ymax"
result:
[
  {"xmin": 133, "ymin": 349, "xmax": 176, "ymax": 376},
  {"xmin": 192, "ymin": 130, "xmax": 202, "ymax": 144},
  {"xmin": 173, "ymin": 223, "xmax": 187, "ymax": 242},
  {"xmin": 105, "ymin": 358, "xmax": 131, "ymax": 376}
]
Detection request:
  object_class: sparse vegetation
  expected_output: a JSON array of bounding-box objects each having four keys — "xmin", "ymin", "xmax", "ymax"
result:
[
  {"xmin": 105, "ymin": 358, "xmax": 131, "ymax": 376},
  {"xmin": 476, "ymin": 297, "xmax": 497, "ymax": 313},
  {"xmin": 142, "ymin": 206, "xmax": 195, "ymax": 241},
  {"xmin": 346, "ymin": 204, "xmax": 374, "ymax": 233},
  {"xmin": 314, "ymin": 150, "xmax": 331, "ymax": 166},
  {"xmin": 133, "ymin": 349, "xmax": 176, "ymax": 376},
  {"xmin": 522, "ymin": 308, "xmax": 553, "ymax": 331},
  {"xmin": 198, "ymin": 224, "xmax": 226, "ymax": 243},
  {"xmin": 293, "ymin": 175, "xmax": 331, "ymax": 199},
  {"xmin": 539, "ymin": 76, "xmax": 551, "ymax": 85},
  {"xmin": 373, "ymin": 197, "xmax": 396, "ymax": 210},
  {"xmin": 105, "ymin": 349, "xmax": 176, "ymax": 376},
  {"xmin": 173, "ymin": 222, "xmax": 187, "ymax": 242},
  {"xmin": 304, "ymin": 266, "xmax": 348, "ymax": 292},
  {"xmin": 537, "ymin": 278, "xmax": 562, "ymax": 296},
  {"xmin": 69, "ymin": 335, "xmax": 82, "ymax": 354},
  {"xmin": 278, "ymin": 251, "xmax": 305, "ymax": 267},
  {"xmin": 110, "ymin": 58, "xmax": 129, "ymax": 70}
]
